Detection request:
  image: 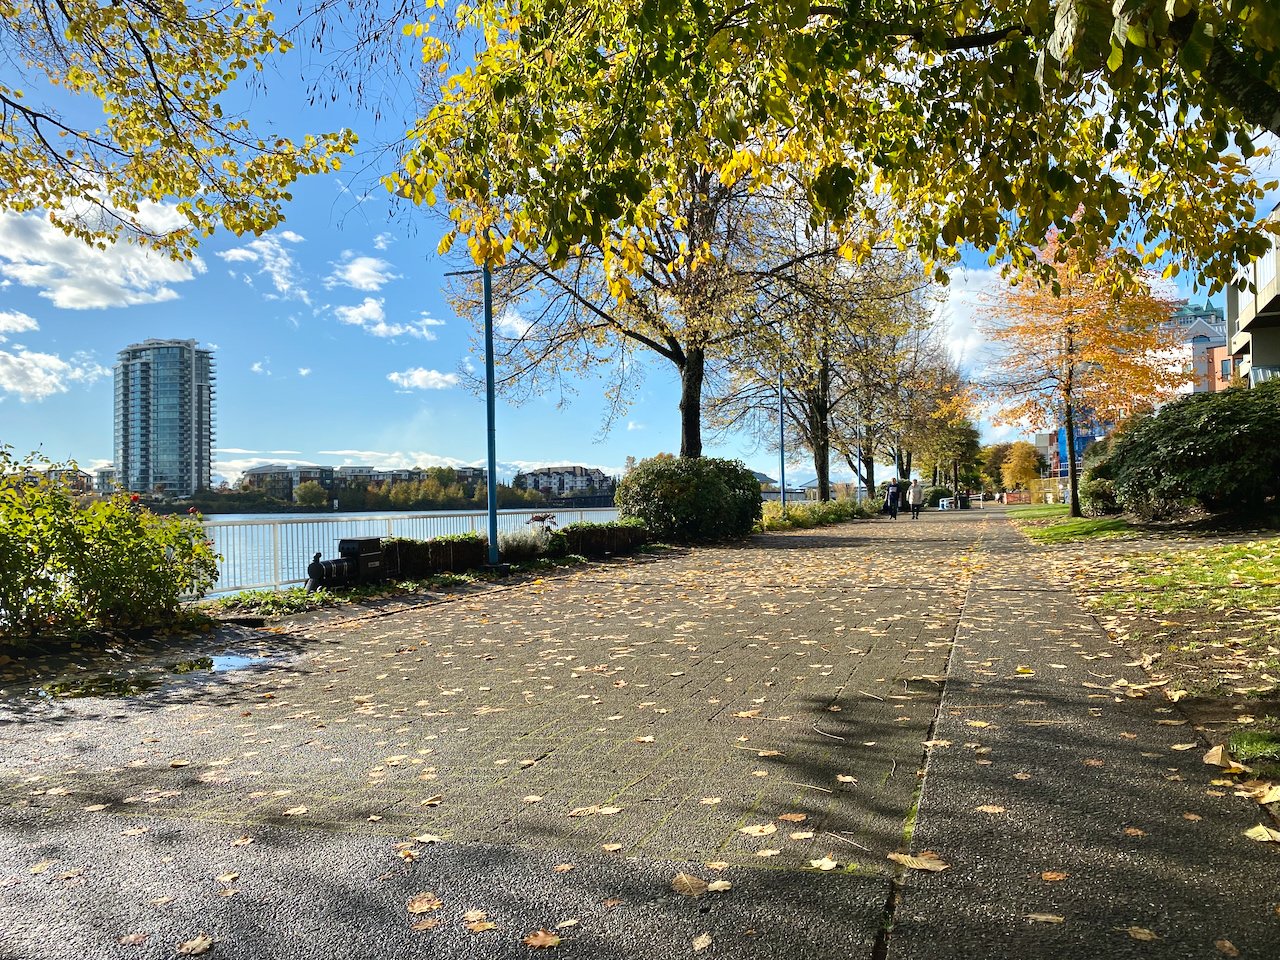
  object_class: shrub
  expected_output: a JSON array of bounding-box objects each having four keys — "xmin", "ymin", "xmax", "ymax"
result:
[
  {"xmin": 1081, "ymin": 434, "xmax": 1115, "ymax": 482},
  {"xmin": 497, "ymin": 528, "xmax": 547, "ymax": 562},
  {"xmin": 1109, "ymin": 383, "xmax": 1280, "ymax": 518},
  {"xmin": 925, "ymin": 486, "xmax": 953, "ymax": 507},
  {"xmin": 615, "ymin": 456, "xmax": 761, "ymax": 543},
  {"xmin": 1079, "ymin": 478, "xmax": 1121, "ymax": 516},
  {"xmin": 0, "ymin": 448, "xmax": 218, "ymax": 638},
  {"xmin": 758, "ymin": 498, "xmax": 875, "ymax": 531},
  {"xmin": 560, "ymin": 518, "xmax": 648, "ymax": 557},
  {"xmin": 383, "ymin": 532, "xmax": 487, "ymax": 576}
]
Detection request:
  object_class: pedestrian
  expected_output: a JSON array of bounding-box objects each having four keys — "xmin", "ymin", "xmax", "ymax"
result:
[
  {"xmin": 884, "ymin": 478, "xmax": 900, "ymax": 519},
  {"xmin": 907, "ymin": 478, "xmax": 924, "ymax": 519}
]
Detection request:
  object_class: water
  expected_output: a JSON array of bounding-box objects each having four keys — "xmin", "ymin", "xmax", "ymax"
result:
[
  {"xmin": 33, "ymin": 653, "xmax": 268, "ymax": 699},
  {"xmin": 202, "ymin": 506, "xmax": 618, "ymax": 593}
]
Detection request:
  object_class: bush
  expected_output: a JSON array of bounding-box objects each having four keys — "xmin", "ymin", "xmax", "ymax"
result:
[
  {"xmin": 383, "ymin": 532, "xmax": 487, "ymax": 576},
  {"xmin": 925, "ymin": 486, "xmax": 953, "ymax": 507},
  {"xmin": 758, "ymin": 498, "xmax": 876, "ymax": 531},
  {"xmin": 1081, "ymin": 435, "xmax": 1115, "ymax": 482},
  {"xmin": 497, "ymin": 528, "xmax": 547, "ymax": 563},
  {"xmin": 560, "ymin": 518, "xmax": 648, "ymax": 557},
  {"xmin": 1109, "ymin": 383, "xmax": 1280, "ymax": 518},
  {"xmin": 0, "ymin": 448, "xmax": 218, "ymax": 638},
  {"xmin": 615, "ymin": 456, "xmax": 761, "ymax": 543},
  {"xmin": 1079, "ymin": 478, "xmax": 1121, "ymax": 516}
]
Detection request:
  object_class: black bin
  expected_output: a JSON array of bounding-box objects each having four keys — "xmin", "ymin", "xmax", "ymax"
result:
[{"xmin": 338, "ymin": 537, "xmax": 387, "ymax": 584}]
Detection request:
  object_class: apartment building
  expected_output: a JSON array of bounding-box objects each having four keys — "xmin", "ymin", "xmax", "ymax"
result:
[
  {"xmin": 1226, "ymin": 210, "xmax": 1280, "ymax": 385},
  {"xmin": 512, "ymin": 465, "xmax": 615, "ymax": 497}
]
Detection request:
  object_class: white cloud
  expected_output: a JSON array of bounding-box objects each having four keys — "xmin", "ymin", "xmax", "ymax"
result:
[
  {"xmin": 250, "ymin": 360, "xmax": 268, "ymax": 375},
  {"xmin": 387, "ymin": 367, "xmax": 460, "ymax": 390},
  {"xmin": 335, "ymin": 297, "xmax": 440, "ymax": 339},
  {"xmin": 626, "ymin": 421, "xmax": 645, "ymax": 431},
  {"xmin": 326, "ymin": 252, "xmax": 399, "ymax": 292},
  {"xmin": 0, "ymin": 348, "xmax": 108, "ymax": 401},
  {"xmin": 935, "ymin": 265, "xmax": 1005, "ymax": 373},
  {"xmin": 298, "ymin": 367, "xmax": 312, "ymax": 377},
  {"xmin": 372, "ymin": 233, "xmax": 393, "ymax": 251},
  {"xmin": 216, "ymin": 234, "xmax": 310, "ymax": 304},
  {"xmin": 0, "ymin": 310, "xmax": 38, "ymax": 341},
  {"xmin": 495, "ymin": 306, "xmax": 533, "ymax": 339},
  {"xmin": 0, "ymin": 212, "xmax": 205, "ymax": 309}
]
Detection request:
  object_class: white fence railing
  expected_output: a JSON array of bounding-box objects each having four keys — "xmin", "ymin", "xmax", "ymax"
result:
[{"xmin": 204, "ymin": 507, "xmax": 618, "ymax": 594}]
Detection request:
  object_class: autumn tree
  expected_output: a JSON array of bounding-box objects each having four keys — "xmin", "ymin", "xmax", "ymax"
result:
[
  {"xmin": 293, "ymin": 480, "xmax": 329, "ymax": 508},
  {"xmin": 979, "ymin": 442, "xmax": 1014, "ymax": 493},
  {"xmin": 1001, "ymin": 441, "xmax": 1043, "ymax": 491},
  {"xmin": 982, "ymin": 241, "xmax": 1187, "ymax": 517},
  {"xmin": 395, "ymin": 1, "xmax": 1278, "ymax": 297},
  {"xmin": 0, "ymin": 1, "xmax": 355, "ymax": 255},
  {"xmin": 914, "ymin": 418, "xmax": 982, "ymax": 493}
]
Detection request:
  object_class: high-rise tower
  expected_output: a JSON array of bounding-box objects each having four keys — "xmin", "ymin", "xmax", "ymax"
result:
[{"xmin": 113, "ymin": 339, "xmax": 216, "ymax": 497}]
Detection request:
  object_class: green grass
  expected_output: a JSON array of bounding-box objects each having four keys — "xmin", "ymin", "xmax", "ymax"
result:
[
  {"xmin": 1021, "ymin": 516, "xmax": 1135, "ymax": 543},
  {"xmin": 1228, "ymin": 729, "xmax": 1280, "ymax": 763},
  {"xmin": 1008, "ymin": 504, "xmax": 1069, "ymax": 520},
  {"xmin": 1087, "ymin": 539, "xmax": 1280, "ymax": 614}
]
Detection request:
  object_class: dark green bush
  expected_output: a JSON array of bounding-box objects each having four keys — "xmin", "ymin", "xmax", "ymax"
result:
[
  {"xmin": 1110, "ymin": 383, "xmax": 1280, "ymax": 518},
  {"xmin": 925, "ymin": 486, "xmax": 953, "ymax": 507},
  {"xmin": 1079, "ymin": 478, "xmax": 1121, "ymax": 516},
  {"xmin": 1081, "ymin": 435, "xmax": 1115, "ymax": 482},
  {"xmin": 383, "ymin": 532, "xmax": 487, "ymax": 576},
  {"xmin": 561, "ymin": 518, "xmax": 648, "ymax": 557},
  {"xmin": 615, "ymin": 456, "xmax": 761, "ymax": 543},
  {"xmin": 0, "ymin": 448, "xmax": 218, "ymax": 638}
]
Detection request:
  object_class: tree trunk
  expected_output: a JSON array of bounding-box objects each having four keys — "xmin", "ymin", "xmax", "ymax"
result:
[
  {"xmin": 678, "ymin": 347, "xmax": 705, "ymax": 458},
  {"xmin": 1065, "ymin": 398, "xmax": 1081, "ymax": 518},
  {"xmin": 860, "ymin": 445, "xmax": 875, "ymax": 495}
]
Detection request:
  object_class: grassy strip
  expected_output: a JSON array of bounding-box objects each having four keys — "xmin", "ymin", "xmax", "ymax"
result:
[
  {"xmin": 1007, "ymin": 504, "xmax": 1069, "ymax": 520},
  {"xmin": 1021, "ymin": 516, "xmax": 1135, "ymax": 543},
  {"xmin": 1085, "ymin": 539, "xmax": 1280, "ymax": 614}
]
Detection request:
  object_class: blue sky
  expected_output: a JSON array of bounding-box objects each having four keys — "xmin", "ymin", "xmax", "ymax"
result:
[{"xmin": 0, "ymin": 18, "xmax": 1263, "ymax": 487}]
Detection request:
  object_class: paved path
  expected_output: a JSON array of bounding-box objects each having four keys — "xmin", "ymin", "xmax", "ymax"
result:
[{"xmin": 0, "ymin": 509, "xmax": 1277, "ymax": 959}]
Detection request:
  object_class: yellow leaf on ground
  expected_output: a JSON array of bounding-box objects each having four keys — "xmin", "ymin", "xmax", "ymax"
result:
[
  {"xmin": 692, "ymin": 933, "xmax": 713, "ymax": 953},
  {"xmin": 975, "ymin": 805, "xmax": 1005, "ymax": 814},
  {"xmin": 739, "ymin": 823, "xmax": 777, "ymax": 837},
  {"xmin": 1170, "ymin": 743, "xmax": 1198, "ymax": 751},
  {"xmin": 1120, "ymin": 926, "xmax": 1159, "ymax": 941},
  {"xmin": 411, "ymin": 918, "xmax": 439, "ymax": 931},
  {"xmin": 463, "ymin": 910, "xmax": 486, "ymax": 922},
  {"xmin": 837, "ymin": 775, "xmax": 856, "ymax": 783},
  {"xmin": 407, "ymin": 893, "xmax": 443, "ymax": 914},
  {"xmin": 231, "ymin": 836, "xmax": 253, "ymax": 846},
  {"xmin": 555, "ymin": 919, "xmax": 579, "ymax": 930},
  {"xmin": 523, "ymin": 930, "xmax": 561, "ymax": 948},
  {"xmin": 215, "ymin": 873, "xmax": 238, "ymax": 884},
  {"xmin": 465, "ymin": 921, "xmax": 497, "ymax": 932},
  {"xmin": 756, "ymin": 849, "xmax": 780, "ymax": 857},
  {"xmin": 553, "ymin": 863, "xmax": 574, "ymax": 874},
  {"xmin": 790, "ymin": 831, "xmax": 815, "ymax": 840},
  {"xmin": 700, "ymin": 797, "xmax": 721, "ymax": 805},
  {"xmin": 282, "ymin": 806, "xmax": 307, "ymax": 816},
  {"xmin": 1257, "ymin": 784, "xmax": 1280, "ymax": 805},
  {"xmin": 1215, "ymin": 940, "xmax": 1241, "ymax": 957},
  {"xmin": 1040, "ymin": 871, "xmax": 1069, "ymax": 882},
  {"xmin": 810, "ymin": 856, "xmax": 839, "ymax": 871},
  {"xmin": 707, "ymin": 879, "xmax": 732, "ymax": 892},
  {"xmin": 1025, "ymin": 914, "xmax": 1065, "ymax": 924},
  {"xmin": 671, "ymin": 873, "xmax": 708, "ymax": 897},
  {"xmin": 601, "ymin": 843, "xmax": 623, "ymax": 852},
  {"xmin": 888, "ymin": 851, "xmax": 950, "ymax": 872},
  {"xmin": 1245, "ymin": 824, "xmax": 1280, "ymax": 842},
  {"xmin": 27, "ymin": 860, "xmax": 54, "ymax": 875},
  {"xmin": 177, "ymin": 934, "xmax": 214, "ymax": 955},
  {"xmin": 778, "ymin": 813, "xmax": 807, "ymax": 823},
  {"xmin": 118, "ymin": 933, "xmax": 148, "ymax": 946}
]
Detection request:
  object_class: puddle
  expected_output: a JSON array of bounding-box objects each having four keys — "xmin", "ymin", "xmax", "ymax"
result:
[{"xmin": 30, "ymin": 652, "xmax": 270, "ymax": 700}]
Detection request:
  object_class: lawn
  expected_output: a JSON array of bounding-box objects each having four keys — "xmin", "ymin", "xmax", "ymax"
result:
[{"xmin": 1008, "ymin": 503, "xmax": 1135, "ymax": 542}]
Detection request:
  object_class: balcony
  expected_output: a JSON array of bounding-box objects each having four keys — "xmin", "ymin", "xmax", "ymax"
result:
[{"xmin": 1249, "ymin": 366, "xmax": 1280, "ymax": 386}]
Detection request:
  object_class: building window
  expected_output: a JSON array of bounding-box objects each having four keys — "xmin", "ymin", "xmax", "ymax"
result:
[{"xmin": 1221, "ymin": 359, "xmax": 1232, "ymax": 381}]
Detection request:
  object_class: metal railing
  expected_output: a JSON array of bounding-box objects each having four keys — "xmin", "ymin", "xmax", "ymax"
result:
[
  {"xmin": 1249, "ymin": 365, "xmax": 1280, "ymax": 386},
  {"xmin": 203, "ymin": 507, "xmax": 618, "ymax": 594}
]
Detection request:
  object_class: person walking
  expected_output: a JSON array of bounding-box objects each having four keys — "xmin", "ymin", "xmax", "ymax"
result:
[
  {"xmin": 884, "ymin": 478, "xmax": 900, "ymax": 519},
  {"xmin": 907, "ymin": 478, "xmax": 924, "ymax": 519}
]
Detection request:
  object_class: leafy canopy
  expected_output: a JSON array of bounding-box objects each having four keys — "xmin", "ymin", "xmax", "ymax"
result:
[
  {"xmin": 396, "ymin": 0, "xmax": 1278, "ymax": 287},
  {"xmin": 0, "ymin": 0, "xmax": 356, "ymax": 255}
]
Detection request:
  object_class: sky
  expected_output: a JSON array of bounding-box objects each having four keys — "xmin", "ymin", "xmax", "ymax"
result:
[{"xmin": 0, "ymin": 16, "xmax": 1260, "ymax": 487}]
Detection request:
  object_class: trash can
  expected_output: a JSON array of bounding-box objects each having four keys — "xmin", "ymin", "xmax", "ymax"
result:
[{"xmin": 338, "ymin": 537, "xmax": 387, "ymax": 584}]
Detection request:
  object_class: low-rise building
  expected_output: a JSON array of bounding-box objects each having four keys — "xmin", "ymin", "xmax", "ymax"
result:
[
  {"xmin": 1226, "ymin": 208, "xmax": 1280, "ymax": 385},
  {"xmin": 512, "ymin": 465, "xmax": 615, "ymax": 497}
]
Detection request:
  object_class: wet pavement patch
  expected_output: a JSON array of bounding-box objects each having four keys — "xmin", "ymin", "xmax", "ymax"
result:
[{"xmin": 25, "ymin": 651, "xmax": 271, "ymax": 700}]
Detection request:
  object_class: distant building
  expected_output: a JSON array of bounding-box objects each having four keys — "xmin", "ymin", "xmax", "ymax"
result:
[
  {"xmin": 240, "ymin": 464, "xmax": 334, "ymax": 502},
  {"xmin": 512, "ymin": 465, "xmax": 615, "ymax": 497},
  {"xmin": 1226, "ymin": 207, "xmax": 1280, "ymax": 385},
  {"xmin": 1165, "ymin": 300, "xmax": 1230, "ymax": 394},
  {"xmin": 94, "ymin": 466, "xmax": 118, "ymax": 494},
  {"xmin": 114, "ymin": 339, "xmax": 215, "ymax": 497}
]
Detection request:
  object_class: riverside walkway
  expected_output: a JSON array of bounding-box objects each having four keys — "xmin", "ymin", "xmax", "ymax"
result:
[{"xmin": 1, "ymin": 508, "xmax": 1277, "ymax": 959}]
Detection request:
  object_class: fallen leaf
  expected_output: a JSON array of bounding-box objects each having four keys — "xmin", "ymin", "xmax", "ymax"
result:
[
  {"xmin": 552, "ymin": 863, "xmax": 575, "ymax": 874},
  {"xmin": 634, "ymin": 736, "xmax": 655, "ymax": 743},
  {"xmin": 975, "ymin": 805, "xmax": 1006, "ymax": 814},
  {"xmin": 466, "ymin": 920, "xmax": 497, "ymax": 933},
  {"xmin": 601, "ymin": 843, "xmax": 623, "ymax": 852},
  {"xmin": 411, "ymin": 919, "xmax": 439, "ymax": 932},
  {"xmin": 567, "ymin": 806, "xmax": 599, "ymax": 817},
  {"xmin": 1182, "ymin": 812, "xmax": 1202, "ymax": 822},
  {"xmin": 1123, "ymin": 827, "xmax": 1147, "ymax": 837},
  {"xmin": 755, "ymin": 849, "xmax": 780, "ymax": 857},
  {"xmin": 421, "ymin": 795, "xmax": 443, "ymax": 807},
  {"xmin": 83, "ymin": 804, "xmax": 108, "ymax": 812},
  {"xmin": 169, "ymin": 760, "xmax": 190, "ymax": 769},
  {"xmin": 150, "ymin": 896, "xmax": 176, "ymax": 906},
  {"xmin": 705, "ymin": 861, "xmax": 730, "ymax": 871},
  {"xmin": 28, "ymin": 860, "xmax": 54, "ymax": 875},
  {"xmin": 739, "ymin": 823, "xmax": 777, "ymax": 837},
  {"xmin": 523, "ymin": 795, "xmax": 543, "ymax": 803},
  {"xmin": 836, "ymin": 775, "xmax": 856, "ymax": 784},
  {"xmin": 176, "ymin": 934, "xmax": 214, "ymax": 955},
  {"xmin": 707, "ymin": 879, "xmax": 732, "ymax": 892},
  {"xmin": 1013, "ymin": 772, "xmax": 1033, "ymax": 781},
  {"xmin": 699, "ymin": 797, "xmax": 721, "ymax": 805},
  {"xmin": 555, "ymin": 919, "xmax": 579, "ymax": 930},
  {"xmin": 1120, "ymin": 926, "xmax": 1159, "ymax": 941},
  {"xmin": 414, "ymin": 833, "xmax": 442, "ymax": 844},
  {"xmin": 602, "ymin": 898, "xmax": 623, "ymax": 908},
  {"xmin": 778, "ymin": 812, "xmax": 807, "ymax": 823},
  {"xmin": 810, "ymin": 856, "xmax": 839, "ymax": 871},
  {"xmin": 597, "ymin": 806, "xmax": 622, "ymax": 816},
  {"xmin": 215, "ymin": 873, "xmax": 238, "ymax": 884},
  {"xmin": 123, "ymin": 827, "xmax": 150, "ymax": 837},
  {"xmin": 790, "ymin": 831, "xmax": 815, "ymax": 840},
  {"xmin": 1215, "ymin": 940, "xmax": 1241, "ymax": 957},
  {"xmin": 1025, "ymin": 914, "xmax": 1065, "ymax": 924},
  {"xmin": 407, "ymin": 893, "xmax": 443, "ymax": 914},
  {"xmin": 1257, "ymin": 784, "xmax": 1280, "ymax": 805},
  {"xmin": 118, "ymin": 933, "xmax": 148, "ymax": 946},
  {"xmin": 523, "ymin": 930, "xmax": 561, "ymax": 948},
  {"xmin": 282, "ymin": 806, "xmax": 307, "ymax": 817},
  {"xmin": 672, "ymin": 873, "xmax": 708, "ymax": 897},
  {"xmin": 1040, "ymin": 871, "xmax": 1069, "ymax": 882},
  {"xmin": 692, "ymin": 933, "xmax": 713, "ymax": 953},
  {"xmin": 966, "ymin": 720, "xmax": 990, "ymax": 728},
  {"xmin": 887, "ymin": 851, "xmax": 950, "ymax": 872},
  {"xmin": 1171, "ymin": 743, "xmax": 1198, "ymax": 751},
  {"xmin": 231, "ymin": 836, "xmax": 253, "ymax": 847},
  {"xmin": 1245, "ymin": 824, "xmax": 1280, "ymax": 842},
  {"xmin": 463, "ymin": 910, "xmax": 486, "ymax": 922},
  {"xmin": 1083, "ymin": 759, "xmax": 1105, "ymax": 768}
]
